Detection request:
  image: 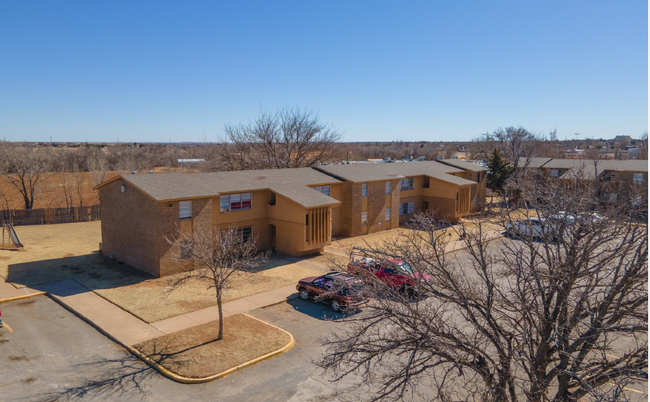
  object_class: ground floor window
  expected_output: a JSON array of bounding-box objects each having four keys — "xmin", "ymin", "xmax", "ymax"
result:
[
  {"xmin": 361, "ymin": 212, "xmax": 368, "ymax": 226},
  {"xmin": 239, "ymin": 227, "xmax": 253, "ymax": 243},
  {"xmin": 633, "ymin": 173, "xmax": 644, "ymax": 184},
  {"xmin": 179, "ymin": 240, "xmax": 193, "ymax": 260},
  {"xmin": 399, "ymin": 202, "xmax": 414, "ymax": 215},
  {"xmin": 385, "ymin": 208, "xmax": 390, "ymax": 221}
]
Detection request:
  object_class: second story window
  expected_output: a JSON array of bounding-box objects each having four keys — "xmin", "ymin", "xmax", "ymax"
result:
[
  {"xmin": 362, "ymin": 183, "xmax": 368, "ymax": 197},
  {"xmin": 400, "ymin": 177, "xmax": 414, "ymax": 190},
  {"xmin": 220, "ymin": 193, "xmax": 252, "ymax": 212},
  {"xmin": 314, "ymin": 186, "xmax": 331, "ymax": 196},
  {"xmin": 385, "ymin": 181, "xmax": 391, "ymax": 194},
  {"xmin": 179, "ymin": 201, "xmax": 192, "ymax": 220}
]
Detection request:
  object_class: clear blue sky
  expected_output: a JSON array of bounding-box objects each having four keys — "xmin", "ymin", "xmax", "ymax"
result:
[{"xmin": 0, "ymin": 1, "xmax": 647, "ymax": 143}]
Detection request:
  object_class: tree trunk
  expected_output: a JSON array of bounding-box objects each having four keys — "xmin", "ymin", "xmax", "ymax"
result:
[{"xmin": 217, "ymin": 293, "xmax": 224, "ymax": 340}]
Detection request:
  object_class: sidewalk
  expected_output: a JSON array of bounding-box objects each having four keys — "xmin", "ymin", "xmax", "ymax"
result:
[
  {"xmin": 1, "ymin": 277, "xmax": 298, "ymax": 347},
  {"xmin": 0, "ymin": 276, "xmax": 42, "ymax": 300}
]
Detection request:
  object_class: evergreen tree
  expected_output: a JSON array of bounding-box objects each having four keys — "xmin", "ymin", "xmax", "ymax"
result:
[{"xmin": 487, "ymin": 148, "xmax": 512, "ymax": 193}]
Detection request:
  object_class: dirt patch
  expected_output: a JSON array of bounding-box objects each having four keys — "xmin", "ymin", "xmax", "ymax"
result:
[
  {"xmin": 21, "ymin": 376, "xmax": 37, "ymax": 384},
  {"xmin": 0, "ymin": 256, "xmax": 9, "ymax": 261},
  {"xmin": 8, "ymin": 355, "xmax": 28, "ymax": 361},
  {"xmin": 133, "ymin": 314, "xmax": 291, "ymax": 378},
  {"xmin": 17, "ymin": 299, "xmax": 36, "ymax": 307},
  {"xmin": 63, "ymin": 253, "xmax": 75, "ymax": 258}
]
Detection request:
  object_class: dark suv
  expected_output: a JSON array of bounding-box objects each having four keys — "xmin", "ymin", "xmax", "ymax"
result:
[{"xmin": 296, "ymin": 272, "xmax": 367, "ymax": 312}]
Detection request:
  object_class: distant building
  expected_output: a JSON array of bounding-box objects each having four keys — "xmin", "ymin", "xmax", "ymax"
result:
[{"xmin": 520, "ymin": 158, "xmax": 647, "ymax": 204}]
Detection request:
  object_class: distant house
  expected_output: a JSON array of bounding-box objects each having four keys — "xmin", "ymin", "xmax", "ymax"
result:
[{"xmin": 95, "ymin": 161, "xmax": 487, "ymax": 277}]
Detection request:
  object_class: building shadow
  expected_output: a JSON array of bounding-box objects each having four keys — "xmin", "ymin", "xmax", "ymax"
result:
[{"xmin": 5, "ymin": 252, "xmax": 154, "ymax": 292}]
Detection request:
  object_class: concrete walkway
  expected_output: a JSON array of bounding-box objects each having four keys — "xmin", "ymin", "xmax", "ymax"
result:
[
  {"xmin": 9, "ymin": 279, "xmax": 299, "ymax": 347},
  {"xmin": 149, "ymin": 284, "xmax": 297, "ymax": 336},
  {"xmin": 0, "ymin": 276, "xmax": 42, "ymax": 300}
]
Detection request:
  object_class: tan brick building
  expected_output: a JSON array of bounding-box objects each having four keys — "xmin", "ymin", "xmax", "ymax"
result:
[
  {"xmin": 96, "ymin": 161, "xmax": 487, "ymax": 276},
  {"xmin": 520, "ymin": 158, "xmax": 648, "ymax": 203}
]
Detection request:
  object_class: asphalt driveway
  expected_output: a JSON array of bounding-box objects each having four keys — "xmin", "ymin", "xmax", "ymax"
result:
[{"xmin": 0, "ymin": 295, "xmax": 353, "ymax": 402}]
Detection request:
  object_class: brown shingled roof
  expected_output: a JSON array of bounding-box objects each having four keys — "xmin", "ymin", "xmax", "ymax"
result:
[
  {"xmin": 104, "ymin": 168, "xmax": 343, "ymax": 208},
  {"xmin": 315, "ymin": 161, "xmax": 477, "ymax": 186}
]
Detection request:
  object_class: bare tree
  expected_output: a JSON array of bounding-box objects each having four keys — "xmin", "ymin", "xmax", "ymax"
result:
[
  {"xmin": 470, "ymin": 127, "xmax": 540, "ymax": 174},
  {"xmin": 166, "ymin": 226, "xmax": 269, "ymax": 340},
  {"xmin": 88, "ymin": 155, "xmax": 109, "ymax": 186},
  {"xmin": 318, "ymin": 174, "xmax": 647, "ymax": 402},
  {"xmin": 0, "ymin": 145, "xmax": 52, "ymax": 209},
  {"xmin": 219, "ymin": 107, "xmax": 341, "ymax": 170}
]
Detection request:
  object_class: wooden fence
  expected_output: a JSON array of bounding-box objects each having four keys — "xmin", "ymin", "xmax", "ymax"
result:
[{"xmin": 0, "ymin": 205, "xmax": 101, "ymax": 226}]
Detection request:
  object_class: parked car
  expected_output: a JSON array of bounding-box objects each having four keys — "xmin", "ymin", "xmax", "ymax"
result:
[
  {"xmin": 505, "ymin": 217, "xmax": 562, "ymax": 240},
  {"xmin": 296, "ymin": 272, "xmax": 367, "ymax": 312},
  {"xmin": 348, "ymin": 258, "xmax": 431, "ymax": 296}
]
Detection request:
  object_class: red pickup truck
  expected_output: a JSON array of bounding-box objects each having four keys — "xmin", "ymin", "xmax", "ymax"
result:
[{"xmin": 347, "ymin": 257, "xmax": 431, "ymax": 296}]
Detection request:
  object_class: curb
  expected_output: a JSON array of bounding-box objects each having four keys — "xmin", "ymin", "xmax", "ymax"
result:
[
  {"xmin": 0, "ymin": 291, "xmax": 47, "ymax": 304},
  {"xmin": 41, "ymin": 292, "xmax": 296, "ymax": 384},
  {"xmin": 127, "ymin": 312, "xmax": 295, "ymax": 384}
]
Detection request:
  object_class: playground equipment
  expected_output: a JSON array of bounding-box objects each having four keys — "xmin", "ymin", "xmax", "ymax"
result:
[{"xmin": 1, "ymin": 224, "xmax": 23, "ymax": 250}]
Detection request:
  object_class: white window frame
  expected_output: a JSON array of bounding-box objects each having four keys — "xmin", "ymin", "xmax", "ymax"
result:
[
  {"xmin": 400, "ymin": 177, "xmax": 415, "ymax": 190},
  {"xmin": 361, "ymin": 212, "xmax": 368, "ymax": 226},
  {"xmin": 399, "ymin": 202, "xmax": 414, "ymax": 216},
  {"xmin": 385, "ymin": 181, "xmax": 391, "ymax": 194},
  {"xmin": 385, "ymin": 208, "xmax": 390, "ymax": 221},
  {"xmin": 220, "ymin": 192, "xmax": 252, "ymax": 212},
  {"xmin": 633, "ymin": 173, "xmax": 644, "ymax": 184},
  {"xmin": 361, "ymin": 183, "xmax": 368, "ymax": 197},
  {"xmin": 179, "ymin": 201, "xmax": 192, "ymax": 220}
]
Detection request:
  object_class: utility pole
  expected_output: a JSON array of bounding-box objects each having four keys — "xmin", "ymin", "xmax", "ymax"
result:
[{"xmin": 574, "ymin": 133, "xmax": 580, "ymax": 156}]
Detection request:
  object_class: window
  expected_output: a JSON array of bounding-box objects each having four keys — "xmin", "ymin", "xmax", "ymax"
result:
[
  {"xmin": 476, "ymin": 173, "xmax": 481, "ymax": 182},
  {"xmin": 269, "ymin": 192, "xmax": 276, "ymax": 205},
  {"xmin": 549, "ymin": 169, "xmax": 559, "ymax": 178},
  {"xmin": 385, "ymin": 208, "xmax": 390, "ymax": 221},
  {"xmin": 400, "ymin": 202, "xmax": 414, "ymax": 215},
  {"xmin": 179, "ymin": 240, "xmax": 192, "ymax": 260},
  {"xmin": 423, "ymin": 176, "xmax": 430, "ymax": 188},
  {"xmin": 314, "ymin": 186, "xmax": 331, "ymax": 196},
  {"xmin": 220, "ymin": 193, "xmax": 252, "ymax": 212},
  {"xmin": 385, "ymin": 181, "xmax": 391, "ymax": 194},
  {"xmin": 361, "ymin": 212, "xmax": 368, "ymax": 226},
  {"xmin": 633, "ymin": 173, "xmax": 644, "ymax": 184},
  {"xmin": 239, "ymin": 227, "xmax": 253, "ymax": 243},
  {"xmin": 400, "ymin": 177, "xmax": 414, "ymax": 190},
  {"xmin": 179, "ymin": 201, "xmax": 192, "ymax": 220},
  {"xmin": 361, "ymin": 183, "xmax": 368, "ymax": 197}
]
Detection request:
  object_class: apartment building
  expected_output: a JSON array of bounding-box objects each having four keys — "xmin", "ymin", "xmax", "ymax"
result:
[
  {"xmin": 520, "ymin": 158, "xmax": 648, "ymax": 202},
  {"xmin": 96, "ymin": 161, "xmax": 486, "ymax": 277}
]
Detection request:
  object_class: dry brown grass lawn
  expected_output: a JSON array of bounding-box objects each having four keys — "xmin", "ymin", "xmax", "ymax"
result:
[
  {"xmin": 0, "ymin": 221, "xmax": 329, "ymax": 323},
  {"xmin": 133, "ymin": 314, "xmax": 292, "ymax": 378}
]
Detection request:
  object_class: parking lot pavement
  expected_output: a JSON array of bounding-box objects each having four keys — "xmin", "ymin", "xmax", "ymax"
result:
[
  {"xmin": 4, "ymin": 294, "xmax": 642, "ymax": 402},
  {"xmin": 0, "ymin": 294, "xmax": 354, "ymax": 402}
]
